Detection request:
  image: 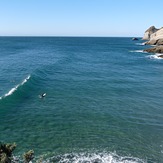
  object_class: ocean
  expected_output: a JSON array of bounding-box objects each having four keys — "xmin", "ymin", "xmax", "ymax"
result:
[{"xmin": 0, "ymin": 37, "xmax": 163, "ymax": 163}]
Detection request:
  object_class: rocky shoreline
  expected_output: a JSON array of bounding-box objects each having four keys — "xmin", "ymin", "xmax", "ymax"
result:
[
  {"xmin": 142, "ymin": 26, "xmax": 163, "ymax": 57},
  {"xmin": 144, "ymin": 46, "xmax": 163, "ymax": 54}
]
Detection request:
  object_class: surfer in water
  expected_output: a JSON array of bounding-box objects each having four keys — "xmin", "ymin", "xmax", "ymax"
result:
[{"xmin": 39, "ymin": 93, "xmax": 46, "ymax": 98}]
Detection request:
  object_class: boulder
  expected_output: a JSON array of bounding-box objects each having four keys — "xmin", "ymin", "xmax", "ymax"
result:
[{"xmin": 132, "ymin": 37, "xmax": 138, "ymax": 41}]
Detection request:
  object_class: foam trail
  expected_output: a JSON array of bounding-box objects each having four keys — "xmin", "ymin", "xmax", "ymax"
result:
[
  {"xmin": 130, "ymin": 50, "xmax": 147, "ymax": 53},
  {"xmin": 0, "ymin": 75, "xmax": 31, "ymax": 100},
  {"xmin": 135, "ymin": 43, "xmax": 145, "ymax": 46},
  {"xmin": 147, "ymin": 54, "xmax": 163, "ymax": 60}
]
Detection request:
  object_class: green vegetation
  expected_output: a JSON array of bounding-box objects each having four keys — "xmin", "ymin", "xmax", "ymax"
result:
[
  {"xmin": 23, "ymin": 150, "xmax": 34, "ymax": 163},
  {"xmin": 0, "ymin": 142, "xmax": 16, "ymax": 163},
  {"xmin": 0, "ymin": 142, "xmax": 35, "ymax": 163}
]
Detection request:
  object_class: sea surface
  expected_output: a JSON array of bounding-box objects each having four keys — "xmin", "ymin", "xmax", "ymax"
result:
[{"xmin": 0, "ymin": 37, "xmax": 163, "ymax": 163}]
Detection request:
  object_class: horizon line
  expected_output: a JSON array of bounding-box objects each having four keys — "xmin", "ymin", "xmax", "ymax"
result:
[{"xmin": 0, "ymin": 35, "xmax": 142, "ymax": 38}]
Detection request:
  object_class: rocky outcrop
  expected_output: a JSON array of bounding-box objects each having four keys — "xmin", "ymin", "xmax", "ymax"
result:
[
  {"xmin": 144, "ymin": 46, "xmax": 163, "ymax": 54},
  {"xmin": 145, "ymin": 39, "xmax": 163, "ymax": 46},
  {"xmin": 157, "ymin": 39, "xmax": 163, "ymax": 45},
  {"xmin": 132, "ymin": 37, "xmax": 138, "ymax": 41},
  {"xmin": 143, "ymin": 26, "xmax": 159, "ymax": 40},
  {"xmin": 143, "ymin": 26, "xmax": 163, "ymax": 54},
  {"xmin": 150, "ymin": 27, "xmax": 163, "ymax": 41},
  {"xmin": 145, "ymin": 27, "xmax": 163, "ymax": 45}
]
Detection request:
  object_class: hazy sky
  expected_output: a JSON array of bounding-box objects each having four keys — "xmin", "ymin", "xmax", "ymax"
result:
[{"xmin": 0, "ymin": 0, "xmax": 162, "ymax": 37}]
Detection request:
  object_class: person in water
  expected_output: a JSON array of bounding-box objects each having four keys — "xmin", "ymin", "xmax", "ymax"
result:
[
  {"xmin": 41, "ymin": 93, "xmax": 46, "ymax": 98},
  {"xmin": 39, "ymin": 93, "xmax": 46, "ymax": 98}
]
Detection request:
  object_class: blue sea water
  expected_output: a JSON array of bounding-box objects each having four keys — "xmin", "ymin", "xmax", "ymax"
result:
[{"xmin": 0, "ymin": 37, "xmax": 163, "ymax": 162}]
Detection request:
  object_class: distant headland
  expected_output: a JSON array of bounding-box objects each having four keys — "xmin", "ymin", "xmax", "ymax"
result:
[{"xmin": 143, "ymin": 26, "xmax": 163, "ymax": 55}]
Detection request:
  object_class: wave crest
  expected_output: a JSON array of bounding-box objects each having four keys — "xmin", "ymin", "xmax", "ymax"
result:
[{"xmin": 0, "ymin": 75, "xmax": 31, "ymax": 100}]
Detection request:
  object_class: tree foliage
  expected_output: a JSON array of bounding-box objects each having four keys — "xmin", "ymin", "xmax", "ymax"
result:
[
  {"xmin": 0, "ymin": 142, "xmax": 16, "ymax": 163},
  {"xmin": 0, "ymin": 142, "xmax": 36, "ymax": 163}
]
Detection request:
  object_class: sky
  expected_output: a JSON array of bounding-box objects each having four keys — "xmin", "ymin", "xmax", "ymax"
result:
[{"xmin": 0, "ymin": 0, "xmax": 163, "ymax": 37}]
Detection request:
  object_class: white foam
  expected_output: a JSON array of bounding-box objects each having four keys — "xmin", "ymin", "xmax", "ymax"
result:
[
  {"xmin": 0, "ymin": 75, "xmax": 31, "ymax": 100},
  {"xmin": 130, "ymin": 50, "xmax": 147, "ymax": 53},
  {"xmin": 45, "ymin": 152, "xmax": 146, "ymax": 163},
  {"xmin": 147, "ymin": 54, "xmax": 163, "ymax": 60},
  {"xmin": 135, "ymin": 43, "xmax": 145, "ymax": 46},
  {"xmin": 5, "ymin": 87, "xmax": 18, "ymax": 97},
  {"xmin": 151, "ymin": 45, "xmax": 157, "ymax": 47}
]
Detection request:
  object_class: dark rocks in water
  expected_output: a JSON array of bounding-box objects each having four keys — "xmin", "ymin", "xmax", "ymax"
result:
[
  {"xmin": 132, "ymin": 37, "xmax": 138, "ymax": 41},
  {"xmin": 144, "ymin": 46, "xmax": 163, "ymax": 54},
  {"xmin": 93, "ymin": 158, "xmax": 102, "ymax": 163},
  {"xmin": 158, "ymin": 54, "xmax": 163, "ymax": 58}
]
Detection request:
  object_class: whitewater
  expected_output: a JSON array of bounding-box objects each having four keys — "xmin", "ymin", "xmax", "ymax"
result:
[{"xmin": 0, "ymin": 75, "xmax": 31, "ymax": 100}]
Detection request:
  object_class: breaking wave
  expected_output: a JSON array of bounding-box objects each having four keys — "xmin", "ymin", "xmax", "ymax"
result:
[
  {"xmin": 0, "ymin": 75, "xmax": 31, "ymax": 100},
  {"xmin": 39, "ymin": 152, "xmax": 146, "ymax": 163},
  {"xmin": 147, "ymin": 53, "xmax": 163, "ymax": 60}
]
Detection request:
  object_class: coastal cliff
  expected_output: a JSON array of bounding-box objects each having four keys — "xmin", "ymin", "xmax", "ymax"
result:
[
  {"xmin": 143, "ymin": 26, "xmax": 163, "ymax": 54},
  {"xmin": 142, "ymin": 26, "xmax": 159, "ymax": 40}
]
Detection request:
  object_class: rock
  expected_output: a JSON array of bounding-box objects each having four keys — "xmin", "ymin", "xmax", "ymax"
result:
[
  {"xmin": 156, "ymin": 39, "xmax": 163, "ymax": 45},
  {"xmin": 132, "ymin": 37, "xmax": 138, "ymax": 41},
  {"xmin": 145, "ymin": 39, "xmax": 163, "ymax": 46},
  {"xmin": 145, "ymin": 39, "xmax": 157, "ymax": 45},
  {"xmin": 150, "ymin": 27, "xmax": 163, "ymax": 40},
  {"xmin": 143, "ymin": 26, "xmax": 159, "ymax": 40},
  {"xmin": 158, "ymin": 55, "xmax": 163, "ymax": 58},
  {"xmin": 143, "ymin": 26, "xmax": 163, "ymax": 54},
  {"xmin": 144, "ymin": 46, "xmax": 163, "ymax": 53},
  {"xmin": 145, "ymin": 28, "xmax": 163, "ymax": 44}
]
